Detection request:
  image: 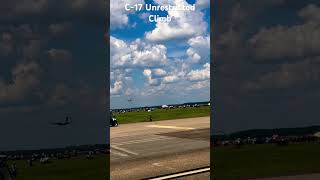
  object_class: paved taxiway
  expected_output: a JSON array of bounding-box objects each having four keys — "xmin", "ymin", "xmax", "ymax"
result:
[{"xmin": 110, "ymin": 117, "xmax": 210, "ymax": 179}]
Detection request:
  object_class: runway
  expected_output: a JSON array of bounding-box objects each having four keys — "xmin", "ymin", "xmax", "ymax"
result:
[{"xmin": 110, "ymin": 117, "xmax": 210, "ymax": 180}]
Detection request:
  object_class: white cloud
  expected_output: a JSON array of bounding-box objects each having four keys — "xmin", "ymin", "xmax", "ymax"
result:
[
  {"xmin": 110, "ymin": 36, "xmax": 170, "ymax": 96},
  {"xmin": 110, "ymin": 36, "xmax": 132, "ymax": 67},
  {"xmin": 143, "ymin": 69, "xmax": 152, "ymax": 77},
  {"xmin": 163, "ymin": 75, "xmax": 179, "ymax": 84},
  {"xmin": 187, "ymin": 80, "xmax": 209, "ymax": 90},
  {"xmin": 110, "ymin": 68, "xmax": 134, "ymax": 97},
  {"xmin": 132, "ymin": 44, "xmax": 168, "ymax": 67},
  {"xmin": 187, "ymin": 48, "xmax": 201, "ymax": 63},
  {"xmin": 110, "ymin": 34, "xmax": 210, "ymax": 99},
  {"xmin": 143, "ymin": 69, "xmax": 160, "ymax": 86},
  {"xmin": 110, "ymin": 36, "xmax": 168, "ymax": 69},
  {"xmin": 188, "ymin": 35, "xmax": 210, "ymax": 47},
  {"xmin": 110, "ymin": 0, "xmax": 144, "ymax": 29},
  {"xmin": 187, "ymin": 35, "xmax": 210, "ymax": 64},
  {"xmin": 145, "ymin": 0, "xmax": 208, "ymax": 41},
  {"xmin": 110, "ymin": 80, "xmax": 123, "ymax": 95},
  {"xmin": 187, "ymin": 63, "xmax": 210, "ymax": 81},
  {"xmin": 153, "ymin": 68, "xmax": 167, "ymax": 77}
]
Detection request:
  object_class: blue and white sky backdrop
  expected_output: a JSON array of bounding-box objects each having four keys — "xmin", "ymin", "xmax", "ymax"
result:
[{"xmin": 110, "ymin": 0, "xmax": 210, "ymax": 109}]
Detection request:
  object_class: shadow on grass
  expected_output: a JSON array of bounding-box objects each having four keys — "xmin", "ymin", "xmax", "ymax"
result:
[{"xmin": 212, "ymin": 143, "xmax": 320, "ymax": 180}]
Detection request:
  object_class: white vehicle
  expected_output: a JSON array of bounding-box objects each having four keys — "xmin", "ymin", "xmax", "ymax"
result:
[{"xmin": 161, "ymin": 105, "xmax": 168, "ymax": 109}]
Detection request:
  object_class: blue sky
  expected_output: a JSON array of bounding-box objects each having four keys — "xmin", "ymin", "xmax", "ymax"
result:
[{"xmin": 110, "ymin": 0, "xmax": 210, "ymax": 109}]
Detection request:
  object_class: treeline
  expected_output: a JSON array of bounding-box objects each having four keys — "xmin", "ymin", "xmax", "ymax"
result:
[{"xmin": 213, "ymin": 126, "xmax": 320, "ymax": 140}]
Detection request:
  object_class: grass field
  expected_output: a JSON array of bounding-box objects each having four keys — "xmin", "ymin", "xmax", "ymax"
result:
[
  {"xmin": 7, "ymin": 142, "xmax": 320, "ymax": 180},
  {"xmin": 9, "ymin": 155, "xmax": 109, "ymax": 180},
  {"xmin": 113, "ymin": 106, "xmax": 210, "ymax": 124},
  {"xmin": 212, "ymin": 143, "xmax": 320, "ymax": 180}
]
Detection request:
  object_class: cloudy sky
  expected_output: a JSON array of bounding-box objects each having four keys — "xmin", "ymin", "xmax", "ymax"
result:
[
  {"xmin": 213, "ymin": 0, "xmax": 320, "ymax": 133},
  {"xmin": 0, "ymin": 0, "xmax": 107, "ymax": 151},
  {"xmin": 110, "ymin": 0, "xmax": 210, "ymax": 109}
]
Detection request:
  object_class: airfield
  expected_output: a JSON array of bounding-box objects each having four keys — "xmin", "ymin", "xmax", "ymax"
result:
[{"xmin": 110, "ymin": 116, "xmax": 210, "ymax": 179}]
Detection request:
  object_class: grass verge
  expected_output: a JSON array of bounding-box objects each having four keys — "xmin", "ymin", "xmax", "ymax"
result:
[{"xmin": 113, "ymin": 106, "xmax": 210, "ymax": 124}]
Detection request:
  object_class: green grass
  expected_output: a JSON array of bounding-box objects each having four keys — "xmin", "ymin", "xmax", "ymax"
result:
[
  {"xmin": 9, "ymin": 142, "xmax": 320, "ymax": 180},
  {"xmin": 9, "ymin": 155, "xmax": 109, "ymax": 180},
  {"xmin": 113, "ymin": 106, "xmax": 210, "ymax": 124},
  {"xmin": 212, "ymin": 143, "xmax": 320, "ymax": 180}
]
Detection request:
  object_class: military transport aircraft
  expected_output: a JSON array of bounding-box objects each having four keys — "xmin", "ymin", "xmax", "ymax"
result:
[{"xmin": 50, "ymin": 116, "xmax": 72, "ymax": 126}]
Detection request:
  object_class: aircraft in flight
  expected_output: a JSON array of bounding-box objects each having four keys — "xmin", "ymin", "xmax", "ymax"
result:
[{"xmin": 50, "ymin": 116, "xmax": 72, "ymax": 126}]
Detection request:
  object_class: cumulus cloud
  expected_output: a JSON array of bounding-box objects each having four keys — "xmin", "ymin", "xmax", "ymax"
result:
[
  {"xmin": 47, "ymin": 48, "xmax": 72, "ymax": 62},
  {"xmin": 0, "ymin": 24, "xmax": 47, "ymax": 62},
  {"xmin": 187, "ymin": 63, "xmax": 210, "ymax": 81},
  {"xmin": 132, "ymin": 44, "xmax": 168, "ymax": 67},
  {"xmin": 0, "ymin": 21, "xmax": 100, "ymax": 111},
  {"xmin": 153, "ymin": 68, "xmax": 167, "ymax": 77},
  {"xmin": 110, "ymin": 80, "xmax": 123, "ymax": 95},
  {"xmin": 187, "ymin": 35, "xmax": 210, "ymax": 64},
  {"xmin": 143, "ymin": 69, "xmax": 160, "ymax": 86},
  {"xmin": 0, "ymin": 62, "xmax": 41, "ymax": 104},
  {"xmin": 163, "ymin": 75, "xmax": 179, "ymax": 84},
  {"xmin": 142, "ymin": 68, "xmax": 169, "ymax": 86},
  {"xmin": 110, "ymin": 0, "xmax": 144, "ymax": 29},
  {"xmin": 110, "ymin": 36, "xmax": 168, "ymax": 69},
  {"xmin": 0, "ymin": 0, "xmax": 105, "ymax": 23},
  {"xmin": 140, "ymin": 57, "xmax": 209, "ymax": 91},
  {"xmin": 187, "ymin": 80, "xmax": 209, "ymax": 90},
  {"xmin": 110, "ymin": 67, "xmax": 135, "ymax": 97},
  {"xmin": 245, "ymin": 56, "xmax": 320, "ymax": 91},
  {"xmin": 249, "ymin": 22, "xmax": 320, "ymax": 60},
  {"xmin": 110, "ymin": 36, "xmax": 131, "ymax": 67},
  {"xmin": 48, "ymin": 22, "xmax": 72, "ymax": 36},
  {"xmin": 145, "ymin": 0, "xmax": 208, "ymax": 41},
  {"xmin": 0, "ymin": 0, "xmax": 107, "ymax": 120},
  {"xmin": 143, "ymin": 69, "xmax": 151, "ymax": 76},
  {"xmin": 299, "ymin": 4, "xmax": 320, "ymax": 22},
  {"xmin": 249, "ymin": 4, "xmax": 320, "ymax": 61},
  {"xmin": 110, "ymin": 2, "xmax": 211, "ymax": 102}
]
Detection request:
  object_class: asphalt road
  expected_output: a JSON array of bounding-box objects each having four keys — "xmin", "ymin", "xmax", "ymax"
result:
[{"xmin": 110, "ymin": 117, "xmax": 210, "ymax": 180}]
